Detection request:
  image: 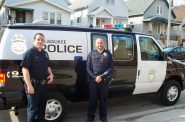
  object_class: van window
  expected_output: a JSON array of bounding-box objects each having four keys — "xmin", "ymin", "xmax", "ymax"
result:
[
  {"xmin": 139, "ymin": 37, "xmax": 160, "ymax": 61},
  {"xmin": 112, "ymin": 34, "xmax": 134, "ymax": 60},
  {"xmin": 91, "ymin": 33, "xmax": 108, "ymax": 50}
]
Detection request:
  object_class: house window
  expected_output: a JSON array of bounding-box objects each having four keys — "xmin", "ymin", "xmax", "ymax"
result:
[
  {"xmin": 50, "ymin": 13, "xmax": 55, "ymax": 24},
  {"xmin": 43, "ymin": 12, "xmax": 48, "ymax": 20},
  {"xmin": 160, "ymin": 6, "xmax": 162, "ymax": 14},
  {"xmin": 57, "ymin": 13, "xmax": 62, "ymax": 24},
  {"xmin": 106, "ymin": 0, "xmax": 114, "ymax": 4},
  {"xmin": 157, "ymin": 5, "xmax": 162, "ymax": 15}
]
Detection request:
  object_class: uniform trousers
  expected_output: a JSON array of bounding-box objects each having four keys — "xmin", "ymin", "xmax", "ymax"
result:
[
  {"xmin": 26, "ymin": 82, "xmax": 48, "ymax": 122},
  {"xmin": 87, "ymin": 79, "xmax": 108, "ymax": 120}
]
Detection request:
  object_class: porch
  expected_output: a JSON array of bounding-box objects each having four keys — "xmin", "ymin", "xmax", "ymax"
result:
[
  {"xmin": 143, "ymin": 17, "xmax": 181, "ymax": 46},
  {"xmin": 7, "ymin": 7, "xmax": 33, "ymax": 23}
]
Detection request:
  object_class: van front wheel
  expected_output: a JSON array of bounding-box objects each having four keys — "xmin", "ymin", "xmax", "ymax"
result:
[
  {"xmin": 159, "ymin": 80, "xmax": 181, "ymax": 106},
  {"xmin": 45, "ymin": 91, "xmax": 67, "ymax": 122}
]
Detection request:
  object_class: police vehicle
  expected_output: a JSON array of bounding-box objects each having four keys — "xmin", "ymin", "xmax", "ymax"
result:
[{"xmin": 0, "ymin": 24, "xmax": 185, "ymax": 122}]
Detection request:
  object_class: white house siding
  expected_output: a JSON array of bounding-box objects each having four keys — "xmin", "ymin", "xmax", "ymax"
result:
[
  {"xmin": 25, "ymin": 11, "xmax": 33, "ymax": 23},
  {"xmin": 88, "ymin": 0, "xmax": 128, "ymax": 18},
  {"xmin": 88, "ymin": 17, "xmax": 93, "ymax": 27},
  {"xmin": 71, "ymin": 10, "xmax": 82, "ymax": 26},
  {"xmin": 6, "ymin": 0, "xmax": 70, "ymax": 8},
  {"xmin": 0, "ymin": 6, "xmax": 5, "ymax": 28},
  {"xmin": 128, "ymin": 16, "xmax": 143, "ymax": 33},
  {"xmin": 97, "ymin": 10, "xmax": 112, "ymax": 18},
  {"xmin": 0, "ymin": 6, "xmax": 11, "ymax": 28},
  {"xmin": 128, "ymin": 16, "xmax": 143, "ymax": 25},
  {"xmin": 62, "ymin": 11, "xmax": 71, "ymax": 25},
  {"xmin": 46, "ymin": 0, "xmax": 70, "ymax": 8},
  {"xmin": 82, "ymin": 9, "xmax": 88, "ymax": 26},
  {"xmin": 15, "ymin": 1, "xmax": 70, "ymax": 25},
  {"xmin": 70, "ymin": 0, "xmax": 129, "ymax": 27},
  {"xmin": 71, "ymin": 9, "xmax": 88, "ymax": 27}
]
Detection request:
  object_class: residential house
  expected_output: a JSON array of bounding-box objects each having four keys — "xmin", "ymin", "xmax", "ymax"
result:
[
  {"xmin": 69, "ymin": 0, "xmax": 129, "ymax": 29},
  {"xmin": 0, "ymin": 0, "xmax": 72, "ymax": 28},
  {"xmin": 125, "ymin": 0, "xmax": 180, "ymax": 46},
  {"xmin": 173, "ymin": 5, "xmax": 185, "ymax": 46}
]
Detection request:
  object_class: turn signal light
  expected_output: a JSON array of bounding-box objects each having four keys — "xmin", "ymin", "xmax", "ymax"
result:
[{"xmin": 0, "ymin": 70, "xmax": 5, "ymax": 87}]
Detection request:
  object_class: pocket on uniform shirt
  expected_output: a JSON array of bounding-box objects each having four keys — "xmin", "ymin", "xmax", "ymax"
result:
[
  {"xmin": 92, "ymin": 55, "xmax": 100, "ymax": 63},
  {"xmin": 102, "ymin": 57, "xmax": 109, "ymax": 65}
]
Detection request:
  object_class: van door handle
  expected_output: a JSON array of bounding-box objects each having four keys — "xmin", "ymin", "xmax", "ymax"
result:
[{"xmin": 138, "ymin": 70, "xmax": 140, "ymax": 76}]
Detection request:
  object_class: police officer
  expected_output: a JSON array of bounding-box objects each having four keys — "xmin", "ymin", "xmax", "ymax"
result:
[
  {"xmin": 21, "ymin": 33, "xmax": 53, "ymax": 122},
  {"xmin": 86, "ymin": 38, "xmax": 113, "ymax": 122}
]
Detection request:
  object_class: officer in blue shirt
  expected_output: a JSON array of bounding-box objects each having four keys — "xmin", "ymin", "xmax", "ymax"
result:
[
  {"xmin": 21, "ymin": 33, "xmax": 53, "ymax": 122},
  {"xmin": 86, "ymin": 38, "xmax": 113, "ymax": 122}
]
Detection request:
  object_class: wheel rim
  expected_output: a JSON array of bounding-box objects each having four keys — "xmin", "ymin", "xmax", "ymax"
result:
[
  {"xmin": 167, "ymin": 86, "xmax": 178, "ymax": 102},
  {"xmin": 45, "ymin": 99, "xmax": 62, "ymax": 120}
]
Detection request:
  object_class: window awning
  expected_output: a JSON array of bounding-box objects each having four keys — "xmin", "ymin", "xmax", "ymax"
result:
[
  {"xmin": 9, "ymin": 7, "xmax": 33, "ymax": 12},
  {"xmin": 143, "ymin": 17, "xmax": 180, "ymax": 26}
]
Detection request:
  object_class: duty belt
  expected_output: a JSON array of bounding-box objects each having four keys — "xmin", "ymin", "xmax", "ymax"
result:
[{"xmin": 31, "ymin": 79, "xmax": 47, "ymax": 85}]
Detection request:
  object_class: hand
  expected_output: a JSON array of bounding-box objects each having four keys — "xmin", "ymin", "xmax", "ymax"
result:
[
  {"xmin": 95, "ymin": 75, "xmax": 102, "ymax": 83},
  {"xmin": 47, "ymin": 74, "xmax": 54, "ymax": 84},
  {"xmin": 27, "ymin": 84, "xmax": 34, "ymax": 94}
]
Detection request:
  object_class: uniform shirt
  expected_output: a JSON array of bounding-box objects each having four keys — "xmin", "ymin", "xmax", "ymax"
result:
[
  {"xmin": 21, "ymin": 46, "xmax": 49, "ymax": 80},
  {"xmin": 86, "ymin": 50, "xmax": 113, "ymax": 79}
]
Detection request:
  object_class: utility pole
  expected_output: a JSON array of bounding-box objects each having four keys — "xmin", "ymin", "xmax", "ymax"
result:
[{"xmin": 166, "ymin": 0, "xmax": 172, "ymax": 47}]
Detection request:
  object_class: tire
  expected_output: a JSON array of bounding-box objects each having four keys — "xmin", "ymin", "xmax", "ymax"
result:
[
  {"xmin": 159, "ymin": 80, "xmax": 181, "ymax": 106},
  {"xmin": 45, "ymin": 91, "xmax": 68, "ymax": 122}
]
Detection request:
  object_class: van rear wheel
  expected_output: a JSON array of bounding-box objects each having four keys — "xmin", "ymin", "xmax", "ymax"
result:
[
  {"xmin": 159, "ymin": 80, "xmax": 181, "ymax": 106},
  {"xmin": 45, "ymin": 91, "xmax": 67, "ymax": 122}
]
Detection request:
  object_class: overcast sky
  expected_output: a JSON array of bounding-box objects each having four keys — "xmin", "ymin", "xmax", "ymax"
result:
[{"xmin": 168, "ymin": 0, "xmax": 185, "ymax": 6}]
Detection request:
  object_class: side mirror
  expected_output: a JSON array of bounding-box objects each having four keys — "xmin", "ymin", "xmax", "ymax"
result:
[{"xmin": 161, "ymin": 51, "xmax": 168, "ymax": 61}]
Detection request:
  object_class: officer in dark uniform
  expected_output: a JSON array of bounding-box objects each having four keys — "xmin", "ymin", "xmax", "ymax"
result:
[
  {"xmin": 86, "ymin": 38, "xmax": 113, "ymax": 122},
  {"xmin": 21, "ymin": 33, "xmax": 53, "ymax": 122}
]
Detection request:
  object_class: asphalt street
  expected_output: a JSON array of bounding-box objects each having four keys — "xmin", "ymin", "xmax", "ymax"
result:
[{"xmin": 1, "ymin": 91, "xmax": 185, "ymax": 122}]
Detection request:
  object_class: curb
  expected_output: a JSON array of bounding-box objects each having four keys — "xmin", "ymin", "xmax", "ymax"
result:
[{"xmin": 110, "ymin": 103, "xmax": 185, "ymax": 121}]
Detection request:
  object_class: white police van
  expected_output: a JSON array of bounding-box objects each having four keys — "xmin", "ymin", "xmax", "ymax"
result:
[{"xmin": 0, "ymin": 24, "xmax": 185, "ymax": 122}]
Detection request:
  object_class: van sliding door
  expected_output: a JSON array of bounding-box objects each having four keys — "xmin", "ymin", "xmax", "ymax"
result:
[{"xmin": 110, "ymin": 34, "xmax": 137, "ymax": 95}]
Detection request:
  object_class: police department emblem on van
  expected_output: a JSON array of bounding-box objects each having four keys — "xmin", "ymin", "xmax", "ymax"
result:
[
  {"xmin": 11, "ymin": 34, "xmax": 27, "ymax": 55},
  {"xmin": 0, "ymin": 24, "xmax": 185, "ymax": 122}
]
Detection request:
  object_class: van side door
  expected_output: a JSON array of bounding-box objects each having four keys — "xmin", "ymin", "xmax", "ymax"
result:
[
  {"xmin": 110, "ymin": 34, "xmax": 137, "ymax": 94},
  {"xmin": 133, "ymin": 35, "xmax": 167, "ymax": 94}
]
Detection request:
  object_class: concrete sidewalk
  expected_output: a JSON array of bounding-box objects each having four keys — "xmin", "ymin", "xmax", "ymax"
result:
[{"xmin": 109, "ymin": 103, "xmax": 185, "ymax": 122}]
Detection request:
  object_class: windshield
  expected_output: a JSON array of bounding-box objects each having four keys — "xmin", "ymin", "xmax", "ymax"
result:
[{"xmin": 163, "ymin": 47, "xmax": 174, "ymax": 52}]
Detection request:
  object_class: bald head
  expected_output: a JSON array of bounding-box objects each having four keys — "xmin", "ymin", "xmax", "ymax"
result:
[{"xmin": 96, "ymin": 38, "xmax": 105, "ymax": 52}]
